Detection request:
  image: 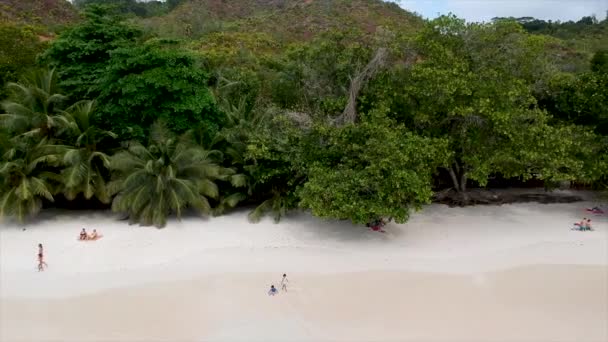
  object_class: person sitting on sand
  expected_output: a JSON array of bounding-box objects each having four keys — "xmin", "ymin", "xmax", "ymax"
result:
[
  {"xmin": 585, "ymin": 219, "xmax": 593, "ymax": 231},
  {"xmin": 268, "ymin": 285, "xmax": 278, "ymax": 296},
  {"xmin": 79, "ymin": 228, "xmax": 88, "ymax": 240},
  {"xmin": 88, "ymin": 229, "xmax": 100, "ymax": 240},
  {"xmin": 573, "ymin": 218, "xmax": 587, "ymax": 230}
]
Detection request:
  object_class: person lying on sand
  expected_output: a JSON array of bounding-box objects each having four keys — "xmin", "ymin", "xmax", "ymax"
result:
[
  {"xmin": 268, "ymin": 285, "xmax": 278, "ymax": 296},
  {"xmin": 586, "ymin": 207, "xmax": 604, "ymax": 214},
  {"xmin": 79, "ymin": 228, "xmax": 87, "ymax": 240}
]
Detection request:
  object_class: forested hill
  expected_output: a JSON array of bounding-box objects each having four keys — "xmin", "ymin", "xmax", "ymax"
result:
[
  {"xmin": 140, "ymin": 0, "xmax": 423, "ymax": 42},
  {"xmin": 0, "ymin": 0, "xmax": 78, "ymax": 28},
  {"xmin": 493, "ymin": 15, "xmax": 608, "ymax": 56}
]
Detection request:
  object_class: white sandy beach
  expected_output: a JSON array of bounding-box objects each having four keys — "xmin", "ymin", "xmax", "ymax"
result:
[{"xmin": 1, "ymin": 198, "xmax": 607, "ymax": 341}]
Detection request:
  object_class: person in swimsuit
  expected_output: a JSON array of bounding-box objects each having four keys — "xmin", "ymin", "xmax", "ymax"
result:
[
  {"xmin": 37, "ymin": 243, "xmax": 47, "ymax": 271},
  {"xmin": 268, "ymin": 285, "xmax": 278, "ymax": 296},
  {"xmin": 88, "ymin": 229, "xmax": 98, "ymax": 240},
  {"xmin": 585, "ymin": 219, "xmax": 593, "ymax": 231},
  {"xmin": 79, "ymin": 228, "xmax": 88, "ymax": 240},
  {"xmin": 281, "ymin": 274, "xmax": 289, "ymax": 292},
  {"xmin": 573, "ymin": 218, "xmax": 587, "ymax": 230}
]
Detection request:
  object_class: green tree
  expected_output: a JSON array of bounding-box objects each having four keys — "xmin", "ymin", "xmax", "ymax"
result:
[
  {"xmin": 272, "ymin": 30, "xmax": 372, "ymax": 114},
  {"xmin": 0, "ymin": 23, "xmax": 46, "ymax": 100},
  {"xmin": 96, "ymin": 39, "xmax": 222, "ymax": 141},
  {"xmin": 60, "ymin": 100, "xmax": 117, "ymax": 203},
  {"xmin": 108, "ymin": 122, "xmax": 236, "ymax": 227},
  {"xmin": 299, "ymin": 113, "xmax": 449, "ymax": 224},
  {"xmin": 245, "ymin": 113, "xmax": 306, "ymax": 222},
  {"xmin": 42, "ymin": 5, "xmax": 141, "ymax": 99},
  {"xmin": 0, "ymin": 69, "xmax": 71, "ymax": 140},
  {"xmin": 200, "ymin": 96, "xmax": 270, "ymax": 214},
  {"xmin": 73, "ymin": 0, "xmax": 169, "ymax": 18},
  {"xmin": 542, "ymin": 69, "xmax": 608, "ymax": 136},
  {"xmin": 590, "ymin": 50, "xmax": 608, "ymax": 73},
  {"xmin": 368, "ymin": 16, "xmax": 601, "ymax": 198},
  {"xmin": 0, "ymin": 139, "xmax": 65, "ymax": 223}
]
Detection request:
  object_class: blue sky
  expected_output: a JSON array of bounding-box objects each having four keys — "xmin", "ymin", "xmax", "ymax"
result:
[{"xmin": 395, "ymin": 0, "xmax": 607, "ymax": 22}]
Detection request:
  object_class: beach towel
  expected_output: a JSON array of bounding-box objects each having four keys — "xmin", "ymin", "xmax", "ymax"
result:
[{"xmin": 586, "ymin": 208, "xmax": 604, "ymax": 214}]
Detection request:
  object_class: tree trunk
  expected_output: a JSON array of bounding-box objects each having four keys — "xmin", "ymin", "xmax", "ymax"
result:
[
  {"xmin": 460, "ymin": 172, "xmax": 468, "ymax": 193},
  {"xmin": 448, "ymin": 166, "xmax": 460, "ymax": 191},
  {"xmin": 448, "ymin": 163, "xmax": 469, "ymax": 204}
]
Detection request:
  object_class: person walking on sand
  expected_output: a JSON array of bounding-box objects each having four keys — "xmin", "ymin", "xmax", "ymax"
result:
[
  {"xmin": 37, "ymin": 243, "xmax": 48, "ymax": 271},
  {"xmin": 268, "ymin": 285, "xmax": 278, "ymax": 296},
  {"xmin": 281, "ymin": 274, "xmax": 289, "ymax": 292}
]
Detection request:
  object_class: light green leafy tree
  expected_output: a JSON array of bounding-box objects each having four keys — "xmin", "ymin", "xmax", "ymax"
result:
[
  {"xmin": 299, "ymin": 111, "xmax": 450, "ymax": 224},
  {"xmin": 369, "ymin": 16, "xmax": 604, "ymax": 200}
]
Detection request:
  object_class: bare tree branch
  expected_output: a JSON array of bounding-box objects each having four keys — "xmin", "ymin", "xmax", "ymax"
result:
[{"xmin": 336, "ymin": 47, "xmax": 388, "ymax": 125}]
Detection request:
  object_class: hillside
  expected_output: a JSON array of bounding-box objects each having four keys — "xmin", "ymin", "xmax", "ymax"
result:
[
  {"xmin": 140, "ymin": 0, "xmax": 423, "ymax": 42},
  {"xmin": 0, "ymin": 0, "xmax": 78, "ymax": 29}
]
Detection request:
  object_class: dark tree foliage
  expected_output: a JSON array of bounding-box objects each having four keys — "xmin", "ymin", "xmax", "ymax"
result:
[
  {"xmin": 0, "ymin": 23, "xmax": 46, "ymax": 100},
  {"xmin": 41, "ymin": 5, "xmax": 142, "ymax": 100},
  {"xmin": 591, "ymin": 50, "xmax": 608, "ymax": 74},
  {"xmin": 96, "ymin": 39, "xmax": 222, "ymax": 141},
  {"xmin": 74, "ymin": 0, "xmax": 172, "ymax": 18}
]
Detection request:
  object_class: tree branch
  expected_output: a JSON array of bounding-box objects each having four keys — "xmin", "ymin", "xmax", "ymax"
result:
[
  {"xmin": 448, "ymin": 166, "xmax": 461, "ymax": 192},
  {"xmin": 336, "ymin": 47, "xmax": 388, "ymax": 125}
]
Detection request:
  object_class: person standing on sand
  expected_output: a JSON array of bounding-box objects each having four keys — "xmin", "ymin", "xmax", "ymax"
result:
[
  {"xmin": 37, "ymin": 243, "xmax": 47, "ymax": 271},
  {"xmin": 281, "ymin": 274, "xmax": 289, "ymax": 292}
]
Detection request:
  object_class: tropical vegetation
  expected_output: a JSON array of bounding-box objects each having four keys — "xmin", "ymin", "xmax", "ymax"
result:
[{"xmin": 1, "ymin": 0, "xmax": 606, "ymax": 227}]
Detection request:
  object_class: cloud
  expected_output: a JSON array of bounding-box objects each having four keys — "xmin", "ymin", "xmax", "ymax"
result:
[{"xmin": 398, "ymin": 0, "xmax": 607, "ymax": 22}]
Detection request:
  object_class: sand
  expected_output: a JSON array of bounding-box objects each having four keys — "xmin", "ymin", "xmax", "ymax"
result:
[{"xmin": 1, "ymin": 200, "xmax": 607, "ymax": 341}]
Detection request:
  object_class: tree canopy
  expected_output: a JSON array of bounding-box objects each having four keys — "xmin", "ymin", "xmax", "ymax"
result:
[{"xmin": 1, "ymin": 4, "xmax": 606, "ymax": 226}]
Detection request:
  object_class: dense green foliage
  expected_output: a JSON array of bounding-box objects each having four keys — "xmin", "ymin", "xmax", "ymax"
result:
[
  {"xmin": 0, "ymin": 23, "xmax": 47, "ymax": 99},
  {"xmin": 108, "ymin": 122, "xmax": 239, "ymax": 227},
  {"xmin": 0, "ymin": 0, "xmax": 78, "ymax": 28},
  {"xmin": 1, "ymin": 1, "xmax": 606, "ymax": 227},
  {"xmin": 42, "ymin": 5, "xmax": 141, "ymax": 100},
  {"xmin": 73, "ymin": 0, "xmax": 174, "ymax": 18},
  {"xmin": 96, "ymin": 39, "xmax": 221, "ymax": 140},
  {"xmin": 299, "ymin": 114, "xmax": 449, "ymax": 224}
]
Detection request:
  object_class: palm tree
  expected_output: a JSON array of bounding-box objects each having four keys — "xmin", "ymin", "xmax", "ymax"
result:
[
  {"xmin": 60, "ymin": 100, "xmax": 117, "ymax": 203},
  {"xmin": 108, "ymin": 122, "xmax": 234, "ymax": 228},
  {"xmin": 0, "ymin": 139, "xmax": 65, "ymax": 223},
  {"xmin": 247, "ymin": 189, "xmax": 294, "ymax": 223},
  {"xmin": 0, "ymin": 128, "xmax": 9, "ymax": 159},
  {"xmin": 0, "ymin": 68, "xmax": 71, "ymax": 139}
]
